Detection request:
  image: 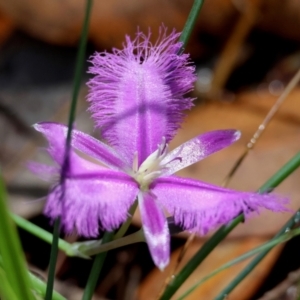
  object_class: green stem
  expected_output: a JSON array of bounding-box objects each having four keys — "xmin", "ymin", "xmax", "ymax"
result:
[
  {"xmin": 12, "ymin": 213, "xmax": 71, "ymax": 253},
  {"xmin": 0, "ymin": 267, "xmax": 18, "ymax": 300},
  {"xmin": 0, "ymin": 255, "xmax": 66, "ymax": 300},
  {"xmin": 259, "ymin": 153, "xmax": 300, "ymax": 192},
  {"xmin": 179, "ymin": 227, "xmax": 300, "ymax": 299},
  {"xmin": 82, "ymin": 232, "xmax": 114, "ymax": 300},
  {"xmin": 29, "ymin": 271, "xmax": 66, "ymax": 300},
  {"xmin": 114, "ymin": 200, "xmax": 138, "ymax": 240},
  {"xmin": 73, "ymin": 229, "xmax": 144, "ymax": 257},
  {"xmin": 0, "ymin": 175, "xmax": 33, "ymax": 300},
  {"xmin": 215, "ymin": 152, "xmax": 300, "ymax": 299},
  {"xmin": 215, "ymin": 211, "xmax": 300, "ymax": 300},
  {"xmin": 80, "ymin": 203, "xmax": 140, "ymax": 299},
  {"xmin": 159, "ymin": 151, "xmax": 300, "ymax": 300},
  {"xmin": 159, "ymin": 217, "xmax": 243, "ymax": 300},
  {"xmin": 46, "ymin": 0, "xmax": 93, "ymax": 298},
  {"xmin": 12, "ymin": 210, "xmax": 144, "ymax": 259},
  {"xmin": 66, "ymin": 0, "xmax": 93, "ymax": 139},
  {"xmin": 179, "ymin": 0, "xmax": 205, "ymax": 50},
  {"xmin": 81, "ymin": 199, "xmax": 140, "ymax": 299},
  {"xmin": 45, "ymin": 217, "xmax": 61, "ymax": 300}
]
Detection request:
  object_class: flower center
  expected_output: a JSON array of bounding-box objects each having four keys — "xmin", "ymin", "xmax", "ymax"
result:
[{"xmin": 131, "ymin": 138, "xmax": 169, "ymax": 191}]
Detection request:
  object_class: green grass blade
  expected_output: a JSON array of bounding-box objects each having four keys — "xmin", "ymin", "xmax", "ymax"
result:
[
  {"xmin": 45, "ymin": 218, "xmax": 61, "ymax": 300},
  {"xmin": 179, "ymin": 0, "xmax": 205, "ymax": 50},
  {"xmin": 66, "ymin": 0, "xmax": 93, "ymax": 139},
  {"xmin": 0, "ymin": 267, "xmax": 18, "ymax": 300},
  {"xmin": 214, "ymin": 152, "xmax": 300, "ymax": 299},
  {"xmin": 73, "ymin": 229, "xmax": 144, "ymax": 257},
  {"xmin": 114, "ymin": 200, "xmax": 138, "ymax": 240},
  {"xmin": 81, "ymin": 200, "xmax": 139, "ymax": 298},
  {"xmin": 29, "ymin": 271, "xmax": 66, "ymax": 300},
  {"xmin": 215, "ymin": 212, "xmax": 300, "ymax": 299},
  {"xmin": 0, "ymin": 253, "xmax": 66, "ymax": 300},
  {"xmin": 12, "ymin": 213, "xmax": 72, "ymax": 253},
  {"xmin": 0, "ymin": 175, "xmax": 33, "ymax": 300},
  {"xmin": 159, "ymin": 151, "xmax": 300, "ymax": 300},
  {"xmin": 179, "ymin": 227, "xmax": 300, "ymax": 299},
  {"xmin": 159, "ymin": 216, "xmax": 243, "ymax": 300},
  {"xmin": 46, "ymin": 0, "xmax": 93, "ymax": 299},
  {"xmin": 82, "ymin": 231, "xmax": 114, "ymax": 300}
]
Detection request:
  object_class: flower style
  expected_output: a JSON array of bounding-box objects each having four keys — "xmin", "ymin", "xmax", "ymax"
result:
[{"xmin": 31, "ymin": 28, "xmax": 288, "ymax": 270}]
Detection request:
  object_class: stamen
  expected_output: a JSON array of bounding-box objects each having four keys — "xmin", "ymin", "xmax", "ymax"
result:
[
  {"xmin": 160, "ymin": 137, "xmax": 167, "ymax": 155},
  {"xmin": 143, "ymin": 171, "xmax": 162, "ymax": 182},
  {"xmin": 132, "ymin": 136, "xmax": 170, "ymax": 190},
  {"xmin": 165, "ymin": 156, "xmax": 182, "ymax": 165}
]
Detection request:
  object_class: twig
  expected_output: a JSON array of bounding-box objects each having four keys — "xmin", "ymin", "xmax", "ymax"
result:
[{"xmin": 223, "ymin": 67, "xmax": 300, "ymax": 186}]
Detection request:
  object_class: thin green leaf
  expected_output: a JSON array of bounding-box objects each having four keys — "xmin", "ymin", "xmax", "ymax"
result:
[
  {"xmin": 82, "ymin": 231, "xmax": 114, "ymax": 300},
  {"xmin": 215, "ymin": 212, "xmax": 300, "ymax": 300},
  {"xmin": 45, "ymin": 218, "xmax": 61, "ymax": 300},
  {"xmin": 46, "ymin": 0, "xmax": 93, "ymax": 298},
  {"xmin": 72, "ymin": 229, "xmax": 144, "ymax": 257},
  {"xmin": 214, "ymin": 152, "xmax": 300, "ymax": 299},
  {"xmin": 12, "ymin": 213, "xmax": 72, "ymax": 254},
  {"xmin": 178, "ymin": 228, "xmax": 300, "ymax": 299},
  {"xmin": 159, "ymin": 151, "xmax": 300, "ymax": 300},
  {"xmin": 0, "ymin": 175, "xmax": 33, "ymax": 300},
  {"xmin": 0, "ymin": 253, "xmax": 66, "ymax": 300},
  {"xmin": 28, "ymin": 271, "xmax": 66, "ymax": 300},
  {"xmin": 179, "ymin": 0, "xmax": 205, "ymax": 50},
  {"xmin": 0, "ymin": 267, "xmax": 18, "ymax": 300},
  {"xmin": 114, "ymin": 200, "xmax": 138, "ymax": 240},
  {"xmin": 80, "ymin": 194, "xmax": 141, "ymax": 299}
]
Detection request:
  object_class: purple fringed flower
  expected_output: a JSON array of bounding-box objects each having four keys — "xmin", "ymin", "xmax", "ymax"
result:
[{"xmin": 31, "ymin": 28, "xmax": 288, "ymax": 270}]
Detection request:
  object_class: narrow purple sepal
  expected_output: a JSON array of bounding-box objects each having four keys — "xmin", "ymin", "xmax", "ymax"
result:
[
  {"xmin": 34, "ymin": 122, "xmax": 129, "ymax": 171},
  {"xmin": 34, "ymin": 125, "xmax": 107, "ymax": 177},
  {"xmin": 33, "ymin": 122, "xmax": 139, "ymax": 236},
  {"xmin": 46, "ymin": 170, "xmax": 139, "ymax": 237},
  {"xmin": 138, "ymin": 191, "xmax": 170, "ymax": 270},
  {"xmin": 27, "ymin": 161, "xmax": 59, "ymax": 182},
  {"xmin": 162, "ymin": 129, "xmax": 241, "ymax": 176},
  {"xmin": 152, "ymin": 176, "xmax": 288, "ymax": 235},
  {"xmin": 87, "ymin": 27, "xmax": 197, "ymax": 166}
]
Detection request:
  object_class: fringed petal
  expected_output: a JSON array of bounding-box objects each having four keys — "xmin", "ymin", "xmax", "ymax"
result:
[
  {"xmin": 87, "ymin": 27, "xmax": 196, "ymax": 167},
  {"xmin": 162, "ymin": 130, "xmax": 241, "ymax": 176},
  {"xmin": 152, "ymin": 176, "xmax": 289, "ymax": 235},
  {"xmin": 138, "ymin": 191, "xmax": 170, "ymax": 270},
  {"xmin": 45, "ymin": 170, "xmax": 139, "ymax": 237},
  {"xmin": 34, "ymin": 122, "xmax": 128, "ymax": 171}
]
